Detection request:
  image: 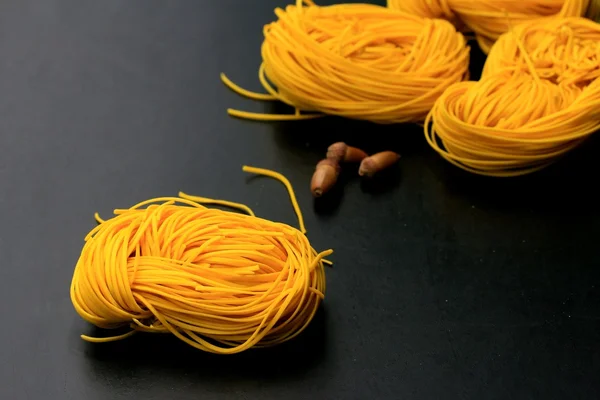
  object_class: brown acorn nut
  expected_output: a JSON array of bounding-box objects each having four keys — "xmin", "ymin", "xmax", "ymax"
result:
[
  {"xmin": 311, "ymin": 159, "xmax": 341, "ymax": 198},
  {"xmin": 326, "ymin": 142, "xmax": 369, "ymax": 163},
  {"xmin": 358, "ymin": 151, "xmax": 401, "ymax": 177}
]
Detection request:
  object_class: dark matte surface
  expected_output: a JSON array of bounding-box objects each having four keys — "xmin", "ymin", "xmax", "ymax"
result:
[{"xmin": 1, "ymin": 1, "xmax": 599, "ymax": 399}]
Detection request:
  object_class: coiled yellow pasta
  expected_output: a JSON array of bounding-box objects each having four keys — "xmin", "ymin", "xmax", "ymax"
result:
[
  {"xmin": 223, "ymin": 0, "xmax": 469, "ymax": 123},
  {"xmin": 387, "ymin": 0, "xmax": 593, "ymax": 53},
  {"xmin": 425, "ymin": 17, "xmax": 600, "ymax": 177},
  {"xmin": 70, "ymin": 166, "xmax": 333, "ymax": 354}
]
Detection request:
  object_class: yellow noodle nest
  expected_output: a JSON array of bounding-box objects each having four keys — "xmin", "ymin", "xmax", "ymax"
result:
[
  {"xmin": 70, "ymin": 166, "xmax": 333, "ymax": 354},
  {"xmin": 223, "ymin": 0, "xmax": 469, "ymax": 123},
  {"xmin": 425, "ymin": 17, "xmax": 600, "ymax": 177},
  {"xmin": 387, "ymin": 0, "xmax": 592, "ymax": 53}
]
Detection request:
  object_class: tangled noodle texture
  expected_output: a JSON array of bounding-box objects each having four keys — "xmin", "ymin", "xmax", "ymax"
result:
[{"xmin": 70, "ymin": 167, "xmax": 332, "ymax": 354}]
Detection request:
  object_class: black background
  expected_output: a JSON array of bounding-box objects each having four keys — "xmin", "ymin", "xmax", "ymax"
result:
[{"xmin": 1, "ymin": 1, "xmax": 599, "ymax": 399}]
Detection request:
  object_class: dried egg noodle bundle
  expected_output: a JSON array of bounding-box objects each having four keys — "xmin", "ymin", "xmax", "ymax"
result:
[
  {"xmin": 222, "ymin": 0, "xmax": 469, "ymax": 123},
  {"xmin": 387, "ymin": 0, "xmax": 595, "ymax": 53},
  {"xmin": 70, "ymin": 166, "xmax": 333, "ymax": 354},
  {"xmin": 425, "ymin": 17, "xmax": 600, "ymax": 177}
]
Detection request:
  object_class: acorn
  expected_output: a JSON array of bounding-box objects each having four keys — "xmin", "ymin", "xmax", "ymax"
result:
[
  {"xmin": 358, "ymin": 151, "xmax": 401, "ymax": 177},
  {"xmin": 311, "ymin": 159, "xmax": 340, "ymax": 197},
  {"xmin": 326, "ymin": 142, "xmax": 369, "ymax": 163}
]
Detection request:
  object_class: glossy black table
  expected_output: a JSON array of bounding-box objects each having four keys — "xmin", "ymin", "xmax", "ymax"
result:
[{"xmin": 1, "ymin": 1, "xmax": 599, "ymax": 399}]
